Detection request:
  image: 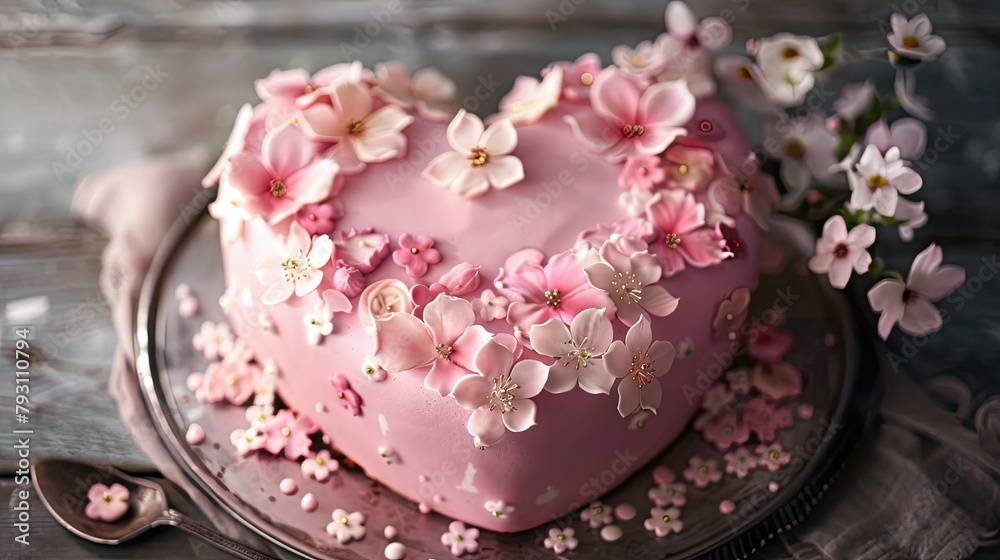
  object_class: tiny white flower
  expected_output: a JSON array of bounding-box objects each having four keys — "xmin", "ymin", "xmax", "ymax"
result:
[
  {"xmin": 254, "ymin": 222, "xmax": 333, "ymax": 305},
  {"xmin": 304, "ymin": 301, "xmax": 334, "ymax": 345},
  {"xmin": 887, "ymin": 13, "xmax": 946, "ymax": 62},
  {"xmin": 326, "ymin": 509, "xmax": 366, "ymax": 543},
  {"xmin": 423, "ymin": 110, "xmax": 524, "ymax": 198},
  {"xmin": 485, "ymin": 499, "xmax": 515, "ymax": 518},
  {"xmin": 848, "ymin": 144, "xmax": 922, "ymax": 216}
]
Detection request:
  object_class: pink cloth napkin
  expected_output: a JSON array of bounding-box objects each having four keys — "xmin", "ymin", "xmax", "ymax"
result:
[{"xmin": 72, "ymin": 151, "xmax": 999, "ymax": 560}]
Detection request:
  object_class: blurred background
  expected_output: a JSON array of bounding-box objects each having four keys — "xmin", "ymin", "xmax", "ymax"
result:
[{"xmin": 1, "ymin": 0, "xmax": 998, "ymax": 557}]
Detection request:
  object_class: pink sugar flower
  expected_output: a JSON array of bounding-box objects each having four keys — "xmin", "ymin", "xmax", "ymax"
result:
[
  {"xmin": 374, "ymin": 62, "xmax": 456, "ymax": 121},
  {"xmin": 423, "ymin": 110, "xmax": 525, "ymax": 197},
  {"xmin": 565, "ymin": 67, "xmax": 694, "ymax": 161},
  {"xmin": 296, "ymin": 200, "xmax": 345, "ymax": 236},
  {"xmin": 703, "ymin": 409, "xmax": 750, "ymax": 450},
  {"xmin": 543, "ymin": 527, "xmax": 578, "ymax": 554},
  {"xmin": 329, "ymin": 374, "xmax": 362, "ymax": 416},
  {"xmin": 254, "ymin": 62, "xmax": 367, "ymax": 107},
  {"xmin": 683, "ymin": 456, "xmax": 722, "ymax": 488},
  {"xmin": 327, "ymin": 508, "xmax": 367, "ymax": 544},
  {"xmin": 709, "ymin": 154, "xmax": 781, "ymax": 231},
  {"xmin": 757, "ymin": 442, "xmax": 792, "ymax": 471},
  {"xmin": 701, "ymin": 383, "xmax": 735, "ymax": 415},
  {"xmin": 230, "ymin": 427, "xmax": 266, "ymax": 456},
  {"xmin": 473, "ymin": 289, "xmax": 510, "ymax": 322},
  {"xmin": 868, "ymin": 243, "xmax": 965, "ymax": 340},
  {"xmin": 451, "ymin": 339, "xmax": 549, "ymax": 447},
  {"xmin": 330, "ymin": 228, "xmax": 390, "ymax": 274},
  {"xmin": 529, "ymin": 307, "xmax": 617, "ymax": 395},
  {"xmin": 254, "ymin": 221, "xmax": 333, "ymax": 305},
  {"xmin": 85, "ymin": 483, "xmax": 130, "ymax": 522},
  {"xmin": 441, "ymin": 521, "xmax": 480, "ymax": 556},
  {"xmin": 666, "ymin": 0, "xmax": 732, "ymax": 51},
  {"xmin": 224, "ymin": 122, "xmax": 339, "ymax": 225},
  {"xmin": 808, "ymin": 215, "xmax": 876, "ymax": 289},
  {"xmin": 261, "ymin": 410, "xmax": 317, "ymax": 460},
  {"xmin": 646, "ymin": 189, "xmax": 729, "ymax": 277},
  {"xmin": 544, "ymin": 52, "xmax": 602, "ymax": 102},
  {"xmin": 662, "ymin": 143, "xmax": 716, "ymax": 191},
  {"xmin": 501, "ymin": 250, "xmax": 614, "ymax": 335},
  {"xmin": 724, "ymin": 446, "xmax": 759, "ymax": 479},
  {"xmin": 649, "ymin": 480, "xmax": 688, "ymax": 508},
  {"xmin": 645, "ymin": 506, "xmax": 684, "ymax": 537},
  {"xmin": 192, "ymin": 320, "xmax": 233, "ymax": 361},
  {"xmin": 619, "ymin": 155, "xmax": 666, "ymax": 191},
  {"xmin": 497, "ymin": 66, "xmax": 563, "ymax": 125},
  {"xmin": 392, "ymin": 233, "xmax": 442, "ymax": 278},
  {"xmin": 194, "ymin": 359, "xmax": 259, "ymax": 406},
  {"xmin": 580, "ymin": 501, "xmax": 614, "ymax": 528},
  {"xmin": 743, "ymin": 397, "xmax": 793, "ymax": 442},
  {"xmin": 752, "ymin": 361, "xmax": 803, "ymax": 402},
  {"xmin": 604, "ymin": 315, "xmax": 677, "ymax": 417},
  {"xmin": 584, "ymin": 241, "xmax": 679, "ymax": 326},
  {"xmin": 301, "ymin": 450, "xmax": 339, "ymax": 482}
]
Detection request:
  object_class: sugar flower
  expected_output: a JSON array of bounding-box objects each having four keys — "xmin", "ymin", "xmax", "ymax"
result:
[
  {"xmin": 529, "ymin": 308, "xmax": 617, "ymax": 395},
  {"xmin": 834, "ymin": 80, "xmax": 876, "ymax": 121},
  {"xmin": 295, "ymin": 200, "xmax": 344, "ymax": 236},
  {"xmin": 701, "ymin": 383, "xmax": 735, "ymax": 415},
  {"xmin": 649, "ymin": 479, "xmax": 688, "ymax": 508},
  {"xmin": 756, "ymin": 442, "xmax": 792, "ymax": 471},
  {"xmin": 867, "ymin": 243, "xmax": 965, "ymax": 339},
  {"xmin": 612, "ymin": 35, "xmax": 680, "ymax": 78},
  {"xmin": 497, "ymin": 66, "xmax": 563, "ymax": 125},
  {"xmin": 619, "ymin": 155, "xmax": 666, "ymax": 191},
  {"xmin": 743, "ymin": 397, "xmax": 793, "ymax": 442},
  {"xmin": 580, "ymin": 501, "xmax": 613, "ymax": 528},
  {"xmin": 565, "ymin": 67, "xmax": 695, "ymax": 161},
  {"xmin": 373, "ymin": 294, "xmax": 491, "ymax": 396},
  {"xmin": 762, "ymin": 111, "xmax": 837, "ymax": 195},
  {"xmin": 374, "ymin": 62, "xmax": 456, "ymax": 120},
  {"xmin": 682, "ymin": 456, "xmax": 722, "ymax": 488},
  {"xmin": 501, "ymin": 250, "xmax": 614, "ymax": 335},
  {"xmin": 887, "ymin": 13, "xmax": 946, "ymax": 62},
  {"xmin": 304, "ymin": 301, "xmax": 334, "ymax": 345},
  {"xmin": 724, "ymin": 446, "xmax": 759, "ymax": 479},
  {"xmin": 752, "ymin": 361, "xmax": 803, "ymax": 402},
  {"xmin": 392, "ymin": 233, "xmax": 442, "ymax": 278},
  {"xmin": 585, "ymin": 242, "xmax": 679, "ymax": 326},
  {"xmin": 646, "ymin": 189, "xmax": 729, "ymax": 277},
  {"xmin": 750, "ymin": 33, "xmax": 824, "ymax": 107},
  {"xmin": 208, "ymin": 184, "xmax": 251, "ymax": 244},
  {"xmin": 604, "ymin": 315, "xmax": 677, "ymax": 417},
  {"xmin": 301, "ymin": 81, "xmax": 414, "ymax": 173},
  {"xmin": 712, "ymin": 286, "xmax": 751, "ymax": 340},
  {"xmin": 423, "ymin": 109, "xmax": 524, "ymax": 197},
  {"xmin": 441, "ymin": 521, "xmax": 480, "ymax": 556},
  {"xmin": 620, "ymin": 188, "xmax": 656, "ymax": 217},
  {"xmin": 848, "ymin": 144, "xmax": 922, "ymax": 216},
  {"xmin": 224, "ymin": 122, "xmax": 339, "ymax": 225},
  {"xmin": 451, "ymin": 339, "xmax": 549, "ymax": 447},
  {"xmin": 645, "ymin": 506, "xmax": 684, "ymax": 537},
  {"xmin": 666, "ymin": 1, "xmax": 732, "ymax": 51},
  {"xmin": 473, "ymin": 289, "xmax": 510, "ymax": 322},
  {"xmin": 746, "ymin": 324, "xmax": 794, "ymax": 363},
  {"xmin": 361, "ymin": 354, "xmax": 387, "ymax": 382},
  {"xmin": 709, "ymin": 154, "xmax": 780, "ymax": 230},
  {"xmin": 327, "ymin": 509, "xmax": 366, "ymax": 544},
  {"xmin": 329, "ymin": 374, "xmax": 362, "ymax": 416},
  {"xmin": 261, "ymin": 410, "xmax": 317, "ymax": 460},
  {"xmin": 662, "ymin": 143, "xmax": 716, "ymax": 191},
  {"xmin": 85, "ymin": 483, "xmax": 130, "ymax": 522},
  {"xmin": 865, "ymin": 117, "xmax": 926, "ymax": 162},
  {"xmin": 254, "ymin": 62, "xmax": 367, "ymax": 107},
  {"xmin": 543, "ymin": 527, "xmax": 578, "ymax": 554},
  {"xmin": 485, "ymin": 500, "xmax": 515, "ymax": 518},
  {"xmin": 254, "ymin": 221, "xmax": 333, "ymax": 305},
  {"xmin": 302, "ymin": 449, "xmax": 339, "ymax": 481},
  {"xmin": 358, "ymin": 279, "xmax": 414, "ymax": 334},
  {"xmin": 703, "ymin": 409, "xmax": 751, "ymax": 450},
  {"xmin": 808, "ymin": 215, "xmax": 876, "ymax": 289},
  {"xmin": 192, "ymin": 320, "xmax": 234, "ymax": 360},
  {"xmin": 330, "ymin": 227, "xmax": 390, "ymax": 274},
  {"xmin": 545, "ymin": 52, "xmax": 602, "ymax": 102},
  {"xmin": 230, "ymin": 427, "xmax": 266, "ymax": 456},
  {"xmin": 889, "ymin": 197, "xmax": 928, "ymax": 242}
]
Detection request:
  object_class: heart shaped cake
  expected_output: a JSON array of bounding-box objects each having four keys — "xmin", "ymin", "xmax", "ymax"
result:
[{"xmin": 202, "ymin": 8, "xmax": 771, "ymax": 534}]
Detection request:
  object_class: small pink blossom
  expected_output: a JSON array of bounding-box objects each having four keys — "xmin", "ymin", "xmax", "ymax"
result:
[
  {"xmin": 808, "ymin": 215, "xmax": 876, "ymax": 289},
  {"xmin": 604, "ymin": 315, "xmax": 677, "ymax": 417},
  {"xmin": 497, "ymin": 66, "xmax": 563, "ymax": 125},
  {"xmin": 254, "ymin": 62, "xmax": 367, "ymax": 106},
  {"xmin": 529, "ymin": 308, "xmax": 617, "ymax": 395},
  {"xmin": 584, "ymin": 242, "xmax": 679, "ymax": 326},
  {"xmin": 756, "ymin": 442, "xmax": 792, "ymax": 471},
  {"xmin": 302, "ymin": 450, "xmax": 339, "ymax": 481},
  {"xmin": 708, "ymin": 154, "xmax": 780, "ymax": 231},
  {"xmin": 619, "ymin": 156, "xmax": 666, "ymax": 191},
  {"xmin": 543, "ymin": 527, "xmax": 578, "ymax": 554},
  {"xmin": 565, "ymin": 67, "xmax": 694, "ymax": 161},
  {"xmin": 612, "ymin": 35, "xmax": 679, "ymax": 78},
  {"xmin": 762, "ymin": 111, "xmax": 837, "ymax": 195},
  {"xmin": 865, "ymin": 118, "xmax": 927, "ymax": 162},
  {"xmin": 703, "ymin": 409, "xmax": 750, "ymax": 450},
  {"xmin": 701, "ymin": 383, "xmax": 735, "ymax": 415},
  {"xmin": 224, "ymin": 122, "xmax": 339, "ymax": 224},
  {"xmin": 254, "ymin": 221, "xmax": 333, "ymax": 305},
  {"xmin": 195, "ymin": 359, "xmax": 260, "ymax": 406},
  {"xmin": 423, "ymin": 110, "xmax": 524, "ymax": 197},
  {"xmin": 743, "ymin": 397, "xmax": 793, "ymax": 442},
  {"xmin": 327, "ymin": 508, "xmax": 367, "ymax": 544},
  {"xmin": 373, "ymin": 294, "xmax": 491, "ymax": 396},
  {"xmin": 645, "ymin": 506, "xmax": 684, "ymax": 537},
  {"xmin": 887, "ymin": 13, "xmax": 946, "ymax": 62},
  {"xmin": 301, "ymin": 81, "xmax": 414, "ymax": 174},
  {"xmin": 752, "ymin": 361, "xmax": 803, "ymax": 402},
  {"xmin": 746, "ymin": 325, "xmax": 794, "ymax": 363},
  {"xmin": 683, "ymin": 456, "xmax": 722, "ymax": 488},
  {"xmin": 85, "ymin": 483, "xmax": 130, "ymax": 522},
  {"xmin": 545, "ymin": 53, "xmax": 602, "ymax": 102},
  {"xmin": 330, "ymin": 228, "xmax": 390, "ymax": 274},
  {"xmin": 192, "ymin": 321, "xmax": 233, "ymax": 360},
  {"xmin": 261, "ymin": 410, "xmax": 317, "ymax": 460},
  {"xmin": 727, "ymin": 369, "xmax": 752, "ymax": 395},
  {"xmin": 361, "ymin": 355, "xmax": 387, "ymax": 382},
  {"xmin": 392, "ymin": 233, "xmax": 442, "ymax": 278},
  {"xmin": 662, "ymin": 143, "xmax": 716, "ymax": 191},
  {"xmin": 374, "ymin": 62, "xmax": 456, "ymax": 120},
  {"xmin": 577, "ymin": 219, "xmax": 655, "ymax": 255},
  {"xmin": 473, "ymin": 289, "xmax": 510, "ymax": 322},
  {"xmin": 230, "ymin": 427, "xmax": 266, "ymax": 456},
  {"xmin": 501, "ymin": 250, "xmax": 614, "ymax": 335},
  {"xmin": 296, "ymin": 200, "xmax": 345, "ymax": 236},
  {"xmin": 649, "ymin": 480, "xmax": 688, "ymax": 507},
  {"xmin": 712, "ymin": 287, "xmax": 751, "ymax": 340},
  {"xmin": 646, "ymin": 189, "xmax": 729, "ymax": 277},
  {"xmin": 439, "ymin": 263, "xmax": 482, "ymax": 295},
  {"xmin": 329, "ymin": 374, "xmax": 362, "ymax": 416},
  {"xmin": 580, "ymin": 501, "xmax": 613, "ymax": 528},
  {"xmin": 485, "ymin": 500, "xmax": 515, "ymax": 518},
  {"xmin": 451, "ymin": 339, "xmax": 549, "ymax": 447},
  {"xmin": 666, "ymin": 0, "xmax": 732, "ymax": 51},
  {"xmin": 868, "ymin": 243, "xmax": 965, "ymax": 340},
  {"xmin": 441, "ymin": 521, "xmax": 480, "ymax": 556},
  {"xmin": 724, "ymin": 447, "xmax": 759, "ymax": 479},
  {"xmin": 332, "ymin": 266, "xmax": 365, "ymax": 298}
]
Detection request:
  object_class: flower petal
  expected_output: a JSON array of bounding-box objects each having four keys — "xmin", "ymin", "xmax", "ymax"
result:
[
  {"xmin": 544, "ymin": 360, "xmax": 580, "ymax": 394},
  {"xmin": 638, "ymin": 79, "xmax": 696, "ymax": 128},
  {"xmin": 641, "ymin": 285, "xmax": 679, "ymax": 317},
  {"xmin": 373, "ymin": 313, "xmax": 436, "ymax": 372},
  {"xmin": 452, "ymin": 374, "xmax": 492, "ymax": 409},
  {"xmin": 510, "ymin": 359, "xmax": 549, "ymax": 399},
  {"xmin": 502, "ymin": 399, "xmax": 537, "ymax": 432},
  {"xmin": 447, "ymin": 109, "xmax": 484, "ymax": 152},
  {"xmin": 263, "ymin": 122, "xmax": 315, "ymax": 179},
  {"xmin": 475, "ymin": 339, "xmax": 514, "ymax": 381},
  {"xmin": 571, "ymin": 307, "xmax": 614, "ymax": 353},
  {"xmin": 468, "ymin": 406, "xmax": 506, "ymax": 446},
  {"xmin": 484, "ymin": 155, "xmax": 524, "ymax": 190},
  {"xmin": 592, "ymin": 67, "xmax": 641, "ymax": 124},
  {"xmin": 426, "ymin": 359, "xmax": 470, "ymax": 397},
  {"xmin": 528, "ymin": 318, "xmax": 573, "ymax": 358},
  {"xmin": 423, "ymin": 151, "xmax": 469, "ymax": 187},
  {"xmin": 603, "ymin": 340, "xmax": 630, "ymax": 379},
  {"xmin": 640, "ymin": 378, "xmax": 663, "ymax": 413},
  {"xmin": 451, "ymin": 166, "xmax": 491, "ymax": 197},
  {"xmin": 481, "ymin": 119, "xmax": 518, "ymax": 155},
  {"xmin": 617, "ymin": 377, "xmax": 641, "ymax": 417},
  {"xmin": 625, "ymin": 315, "xmax": 653, "ymax": 355},
  {"xmin": 578, "ymin": 362, "xmax": 615, "ymax": 395},
  {"xmin": 899, "ymin": 298, "xmax": 943, "ymax": 335},
  {"xmin": 424, "ymin": 294, "xmax": 475, "ymax": 345}
]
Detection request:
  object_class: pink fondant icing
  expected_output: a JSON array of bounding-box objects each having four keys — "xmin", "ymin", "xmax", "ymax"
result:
[{"xmin": 218, "ymin": 95, "xmax": 758, "ymax": 532}]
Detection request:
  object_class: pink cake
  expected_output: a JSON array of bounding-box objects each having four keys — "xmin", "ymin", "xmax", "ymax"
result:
[{"xmin": 203, "ymin": 23, "xmax": 772, "ymax": 533}]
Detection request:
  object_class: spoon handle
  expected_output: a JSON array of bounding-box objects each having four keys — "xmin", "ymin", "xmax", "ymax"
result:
[{"xmin": 162, "ymin": 509, "xmax": 278, "ymax": 560}]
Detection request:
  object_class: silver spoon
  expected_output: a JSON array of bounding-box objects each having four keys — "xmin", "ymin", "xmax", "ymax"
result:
[{"xmin": 32, "ymin": 458, "xmax": 277, "ymax": 560}]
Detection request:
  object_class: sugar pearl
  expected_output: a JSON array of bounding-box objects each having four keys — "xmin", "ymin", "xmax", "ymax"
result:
[
  {"xmin": 824, "ymin": 333, "xmax": 836, "ymax": 347},
  {"xmin": 185, "ymin": 423, "xmax": 205, "ymax": 445},
  {"xmin": 418, "ymin": 501, "xmax": 431, "ymax": 514},
  {"xmin": 768, "ymin": 481, "xmax": 780, "ymax": 493},
  {"xmin": 383, "ymin": 525, "xmax": 397, "ymax": 540},
  {"xmin": 279, "ymin": 478, "xmax": 298, "ymax": 495},
  {"xmin": 432, "ymin": 494, "xmax": 444, "ymax": 504},
  {"xmin": 174, "ymin": 283, "xmax": 191, "ymax": 299},
  {"xmin": 600, "ymin": 525, "xmax": 623, "ymax": 542},
  {"xmin": 300, "ymin": 493, "xmax": 318, "ymax": 511},
  {"xmin": 719, "ymin": 500, "xmax": 736, "ymax": 514},
  {"xmin": 178, "ymin": 296, "xmax": 199, "ymax": 318},
  {"xmin": 186, "ymin": 373, "xmax": 203, "ymax": 392},
  {"xmin": 384, "ymin": 542, "xmax": 407, "ymax": 560},
  {"xmin": 797, "ymin": 404, "xmax": 815, "ymax": 420},
  {"xmin": 614, "ymin": 503, "xmax": 636, "ymax": 521},
  {"xmin": 315, "ymin": 402, "xmax": 326, "ymax": 413}
]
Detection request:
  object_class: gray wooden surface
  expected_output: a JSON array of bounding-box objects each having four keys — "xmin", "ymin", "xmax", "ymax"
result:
[{"xmin": 1, "ymin": 0, "xmax": 998, "ymax": 558}]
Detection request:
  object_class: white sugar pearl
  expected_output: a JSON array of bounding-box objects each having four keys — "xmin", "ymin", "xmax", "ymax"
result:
[
  {"xmin": 384, "ymin": 542, "xmax": 407, "ymax": 559},
  {"xmin": 300, "ymin": 493, "xmax": 318, "ymax": 511},
  {"xmin": 383, "ymin": 525, "xmax": 397, "ymax": 540},
  {"xmin": 178, "ymin": 296, "xmax": 199, "ymax": 318},
  {"xmin": 279, "ymin": 478, "xmax": 298, "ymax": 495},
  {"xmin": 600, "ymin": 524, "xmax": 623, "ymax": 542},
  {"xmin": 185, "ymin": 423, "xmax": 205, "ymax": 445}
]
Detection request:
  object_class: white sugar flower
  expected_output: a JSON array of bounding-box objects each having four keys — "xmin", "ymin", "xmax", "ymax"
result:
[
  {"xmin": 485, "ymin": 499, "xmax": 515, "ymax": 518},
  {"xmin": 762, "ymin": 112, "xmax": 837, "ymax": 197},
  {"xmin": 887, "ymin": 13, "xmax": 946, "ymax": 62},
  {"xmin": 849, "ymin": 144, "xmax": 922, "ymax": 216},
  {"xmin": 254, "ymin": 221, "xmax": 332, "ymax": 305},
  {"xmin": 304, "ymin": 301, "xmax": 334, "ymax": 345},
  {"xmin": 423, "ymin": 110, "xmax": 524, "ymax": 198},
  {"xmin": 326, "ymin": 509, "xmax": 366, "ymax": 543},
  {"xmin": 808, "ymin": 215, "xmax": 876, "ymax": 289},
  {"xmin": 529, "ymin": 308, "xmax": 617, "ymax": 395}
]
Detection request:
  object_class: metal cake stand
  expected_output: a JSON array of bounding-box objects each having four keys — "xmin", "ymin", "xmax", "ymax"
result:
[{"xmin": 133, "ymin": 193, "xmax": 880, "ymax": 560}]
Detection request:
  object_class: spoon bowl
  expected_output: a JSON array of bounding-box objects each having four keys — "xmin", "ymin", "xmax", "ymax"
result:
[{"xmin": 32, "ymin": 459, "xmax": 276, "ymax": 559}]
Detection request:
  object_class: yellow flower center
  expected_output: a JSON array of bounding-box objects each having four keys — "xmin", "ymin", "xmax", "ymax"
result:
[
  {"xmin": 436, "ymin": 343, "xmax": 454, "ymax": 359},
  {"xmin": 902, "ymin": 35, "xmax": 921, "ymax": 49},
  {"xmin": 269, "ymin": 179, "xmax": 287, "ymax": 197},
  {"xmin": 544, "ymin": 289, "xmax": 562, "ymax": 308},
  {"xmin": 611, "ymin": 271, "xmax": 643, "ymax": 305},
  {"xmin": 664, "ymin": 233, "xmax": 681, "ymax": 250},
  {"xmin": 580, "ymin": 72, "xmax": 594, "ymax": 86},
  {"xmin": 785, "ymin": 139, "xmax": 806, "ymax": 159},
  {"xmin": 469, "ymin": 147, "xmax": 489, "ymax": 166},
  {"xmin": 629, "ymin": 349, "xmax": 656, "ymax": 387},
  {"xmin": 868, "ymin": 174, "xmax": 888, "ymax": 190},
  {"xmin": 347, "ymin": 120, "xmax": 364, "ymax": 135},
  {"xmin": 281, "ymin": 426, "xmax": 291, "ymax": 437},
  {"xmin": 623, "ymin": 124, "xmax": 645, "ymax": 138},
  {"xmin": 489, "ymin": 374, "xmax": 520, "ymax": 413}
]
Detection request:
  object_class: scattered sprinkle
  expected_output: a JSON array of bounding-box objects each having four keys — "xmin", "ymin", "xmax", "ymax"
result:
[
  {"xmin": 279, "ymin": 478, "xmax": 298, "ymax": 496},
  {"xmin": 383, "ymin": 525, "xmax": 397, "ymax": 540},
  {"xmin": 301, "ymin": 493, "xmax": 318, "ymax": 512},
  {"xmin": 175, "ymin": 283, "xmax": 191, "ymax": 299},
  {"xmin": 384, "ymin": 542, "xmax": 407, "ymax": 560},
  {"xmin": 600, "ymin": 524, "xmax": 623, "ymax": 542},
  {"xmin": 768, "ymin": 481, "xmax": 780, "ymax": 493}
]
